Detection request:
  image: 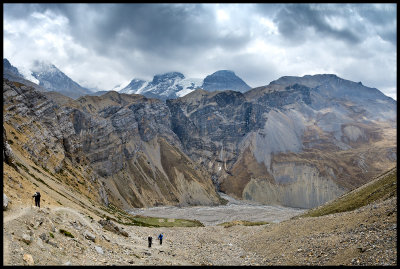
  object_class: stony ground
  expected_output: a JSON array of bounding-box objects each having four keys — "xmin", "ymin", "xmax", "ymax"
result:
[{"xmin": 3, "ymin": 195, "xmax": 396, "ymax": 266}]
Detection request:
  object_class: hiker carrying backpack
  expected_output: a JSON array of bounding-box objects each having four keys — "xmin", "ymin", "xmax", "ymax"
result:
[
  {"xmin": 158, "ymin": 233, "xmax": 163, "ymax": 245},
  {"xmin": 32, "ymin": 191, "xmax": 41, "ymax": 208}
]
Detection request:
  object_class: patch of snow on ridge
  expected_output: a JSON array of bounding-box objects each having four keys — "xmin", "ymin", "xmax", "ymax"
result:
[
  {"xmin": 176, "ymin": 78, "xmax": 203, "ymax": 97},
  {"xmin": 18, "ymin": 66, "xmax": 40, "ymax": 84},
  {"xmin": 112, "ymin": 80, "xmax": 131, "ymax": 92},
  {"xmin": 134, "ymin": 81, "xmax": 149, "ymax": 94}
]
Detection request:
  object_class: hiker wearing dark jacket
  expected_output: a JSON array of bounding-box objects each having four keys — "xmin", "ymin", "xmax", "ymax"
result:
[
  {"xmin": 32, "ymin": 191, "xmax": 41, "ymax": 208},
  {"xmin": 148, "ymin": 236, "xmax": 152, "ymax": 248},
  {"xmin": 158, "ymin": 233, "xmax": 163, "ymax": 245}
]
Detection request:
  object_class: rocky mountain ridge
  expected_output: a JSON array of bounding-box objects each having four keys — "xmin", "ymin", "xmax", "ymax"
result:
[
  {"xmin": 3, "ymin": 78, "xmax": 222, "ymax": 210},
  {"xmin": 119, "ymin": 70, "xmax": 250, "ymax": 100},
  {"xmin": 166, "ymin": 74, "xmax": 396, "ymax": 208},
  {"xmin": 30, "ymin": 60, "xmax": 93, "ymax": 99},
  {"xmin": 3, "ymin": 69, "xmax": 396, "ymax": 209},
  {"xmin": 3, "ymin": 59, "xmax": 48, "ymax": 93},
  {"xmin": 3, "ymin": 58, "xmax": 23, "ymax": 78}
]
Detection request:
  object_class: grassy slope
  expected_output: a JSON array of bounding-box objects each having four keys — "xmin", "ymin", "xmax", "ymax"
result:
[{"xmin": 300, "ymin": 167, "xmax": 397, "ymax": 218}]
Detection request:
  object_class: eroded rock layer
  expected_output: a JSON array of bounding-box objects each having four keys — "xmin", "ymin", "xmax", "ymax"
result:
[
  {"xmin": 3, "ymin": 79, "xmax": 221, "ymax": 210},
  {"xmin": 167, "ymin": 74, "xmax": 396, "ymax": 208},
  {"xmin": 3, "ymin": 73, "xmax": 397, "ymax": 209}
]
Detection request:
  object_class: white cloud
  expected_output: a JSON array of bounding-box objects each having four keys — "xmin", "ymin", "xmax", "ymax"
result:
[{"xmin": 216, "ymin": 9, "xmax": 229, "ymax": 22}]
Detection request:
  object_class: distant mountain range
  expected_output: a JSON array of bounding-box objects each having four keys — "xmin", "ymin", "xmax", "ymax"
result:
[
  {"xmin": 119, "ymin": 70, "xmax": 251, "ymax": 100},
  {"xmin": 3, "ymin": 58, "xmax": 251, "ymax": 100}
]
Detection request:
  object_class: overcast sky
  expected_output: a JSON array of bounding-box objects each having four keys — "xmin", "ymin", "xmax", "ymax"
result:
[{"xmin": 3, "ymin": 3, "xmax": 397, "ymax": 99}]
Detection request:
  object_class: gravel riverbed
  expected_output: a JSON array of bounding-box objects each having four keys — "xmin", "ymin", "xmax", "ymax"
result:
[{"xmin": 128, "ymin": 192, "xmax": 306, "ymax": 225}]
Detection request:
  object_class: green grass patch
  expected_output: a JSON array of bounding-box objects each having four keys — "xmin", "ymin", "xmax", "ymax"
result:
[
  {"xmin": 31, "ymin": 166, "xmax": 42, "ymax": 174},
  {"xmin": 15, "ymin": 162, "xmax": 29, "ymax": 173},
  {"xmin": 41, "ymin": 165, "xmax": 52, "ymax": 175},
  {"xmin": 132, "ymin": 253, "xmax": 141, "ymax": 259},
  {"xmin": 59, "ymin": 229, "xmax": 74, "ymax": 238},
  {"xmin": 27, "ymin": 171, "xmax": 53, "ymax": 190},
  {"xmin": 49, "ymin": 232, "xmax": 54, "ymax": 238},
  {"xmin": 218, "ymin": 220, "xmax": 269, "ymax": 228},
  {"xmin": 54, "ymin": 189, "xmax": 69, "ymax": 200},
  {"xmin": 218, "ymin": 195, "xmax": 229, "ymax": 205},
  {"xmin": 127, "ymin": 215, "xmax": 204, "ymax": 228},
  {"xmin": 101, "ymin": 203, "xmax": 204, "ymax": 227},
  {"xmin": 301, "ymin": 168, "xmax": 397, "ymax": 218}
]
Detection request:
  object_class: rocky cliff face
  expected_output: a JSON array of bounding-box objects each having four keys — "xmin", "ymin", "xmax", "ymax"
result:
[
  {"xmin": 3, "ymin": 78, "xmax": 221, "ymax": 210},
  {"xmin": 3, "ymin": 72, "xmax": 396, "ymax": 209},
  {"xmin": 168, "ymin": 74, "xmax": 396, "ymax": 208}
]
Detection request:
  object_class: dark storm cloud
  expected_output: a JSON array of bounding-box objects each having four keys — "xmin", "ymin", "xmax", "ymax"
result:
[
  {"xmin": 272, "ymin": 4, "xmax": 363, "ymax": 45},
  {"xmin": 13, "ymin": 4, "xmax": 251, "ymax": 59},
  {"xmin": 4, "ymin": 3, "xmax": 42, "ymax": 17},
  {"xmin": 354, "ymin": 4, "xmax": 397, "ymax": 45}
]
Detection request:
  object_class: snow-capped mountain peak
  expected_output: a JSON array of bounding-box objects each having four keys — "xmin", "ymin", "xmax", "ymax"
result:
[
  {"xmin": 119, "ymin": 79, "xmax": 148, "ymax": 94},
  {"xmin": 120, "ymin": 72, "xmax": 201, "ymax": 100},
  {"xmin": 28, "ymin": 60, "xmax": 93, "ymax": 99},
  {"xmin": 31, "ymin": 60, "xmax": 60, "ymax": 75},
  {"xmin": 119, "ymin": 70, "xmax": 251, "ymax": 100}
]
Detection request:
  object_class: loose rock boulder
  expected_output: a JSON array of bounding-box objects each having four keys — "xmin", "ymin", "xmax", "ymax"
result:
[
  {"xmin": 39, "ymin": 233, "xmax": 49, "ymax": 243},
  {"xmin": 21, "ymin": 233, "xmax": 32, "ymax": 245},
  {"xmin": 3, "ymin": 193, "xmax": 9, "ymax": 210},
  {"xmin": 83, "ymin": 230, "xmax": 96, "ymax": 242},
  {"xmin": 98, "ymin": 219, "xmax": 128, "ymax": 237},
  {"xmin": 95, "ymin": 246, "xmax": 104, "ymax": 254},
  {"xmin": 23, "ymin": 253, "xmax": 34, "ymax": 265}
]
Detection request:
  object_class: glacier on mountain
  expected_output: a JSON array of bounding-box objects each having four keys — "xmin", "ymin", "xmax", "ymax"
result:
[
  {"xmin": 119, "ymin": 72, "xmax": 202, "ymax": 100},
  {"xmin": 119, "ymin": 70, "xmax": 251, "ymax": 100}
]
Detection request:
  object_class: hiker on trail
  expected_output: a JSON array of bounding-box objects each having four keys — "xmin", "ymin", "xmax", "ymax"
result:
[
  {"xmin": 32, "ymin": 191, "xmax": 41, "ymax": 208},
  {"xmin": 158, "ymin": 233, "xmax": 163, "ymax": 245},
  {"xmin": 148, "ymin": 236, "xmax": 152, "ymax": 248}
]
